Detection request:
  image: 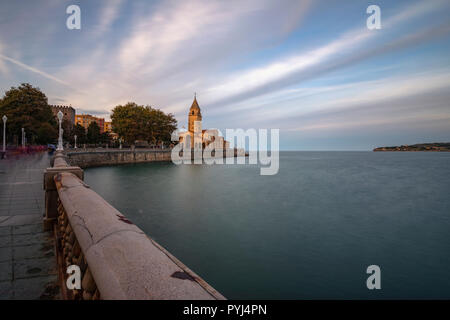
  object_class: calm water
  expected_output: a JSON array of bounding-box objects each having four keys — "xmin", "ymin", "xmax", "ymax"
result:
[{"xmin": 84, "ymin": 152, "xmax": 450, "ymax": 299}]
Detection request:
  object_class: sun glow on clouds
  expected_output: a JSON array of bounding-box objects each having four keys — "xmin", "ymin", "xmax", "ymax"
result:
[
  {"xmin": 203, "ymin": 0, "xmax": 449, "ymax": 107},
  {"xmin": 209, "ymin": 68, "xmax": 450, "ymax": 129},
  {"xmin": 0, "ymin": 0, "xmax": 449, "ymax": 148},
  {"xmin": 282, "ymin": 71, "xmax": 450, "ymax": 130}
]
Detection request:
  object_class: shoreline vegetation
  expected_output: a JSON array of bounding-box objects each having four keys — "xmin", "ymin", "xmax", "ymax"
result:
[{"xmin": 373, "ymin": 142, "xmax": 450, "ymax": 152}]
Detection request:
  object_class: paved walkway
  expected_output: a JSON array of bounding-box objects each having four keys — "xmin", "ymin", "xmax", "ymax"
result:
[{"xmin": 0, "ymin": 152, "xmax": 59, "ymax": 299}]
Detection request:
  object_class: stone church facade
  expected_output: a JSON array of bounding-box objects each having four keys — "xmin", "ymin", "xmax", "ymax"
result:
[{"xmin": 179, "ymin": 96, "xmax": 230, "ymax": 151}]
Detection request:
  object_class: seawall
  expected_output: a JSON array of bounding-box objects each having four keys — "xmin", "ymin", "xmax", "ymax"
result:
[
  {"xmin": 44, "ymin": 150, "xmax": 225, "ymax": 300},
  {"xmin": 65, "ymin": 149, "xmax": 172, "ymax": 168},
  {"xmin": 64, "ymin": 148, "xmax": 247, "ymax": 168}
]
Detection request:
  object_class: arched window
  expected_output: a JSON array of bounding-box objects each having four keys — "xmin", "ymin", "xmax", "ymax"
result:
[{"xmin": 192, "ymin": 111, "xmax": 194, "ymax": 115}]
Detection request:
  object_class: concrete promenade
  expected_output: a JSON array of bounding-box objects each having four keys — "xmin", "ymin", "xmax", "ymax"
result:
[
  {"xmin": 0, "ymin": 152, "xmax": 59, "ymax": 299},
  {"xmin": 1, "ymin": 150, "xmax": 225, "ymax": 300}
]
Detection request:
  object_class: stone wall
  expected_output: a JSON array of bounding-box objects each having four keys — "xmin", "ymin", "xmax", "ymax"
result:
[
  {"xmin": 65, "ymin": 150, "xmax": 172, "ymax": 168},
  {"xmin": 50, "ymin": 105, "xmax": 76, "ymax": 125},
  {"xmin": 65, "ymin": 148, "xmax": 246, "ymax": 168},
  {"xmin": 45, "ymin": 151, "xmax": 225, "ymax": 300}
]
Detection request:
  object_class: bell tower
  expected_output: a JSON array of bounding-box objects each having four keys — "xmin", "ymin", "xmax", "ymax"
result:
[{"xmin": 188, "ymin": 93, "xmax": 202, "ymax": 133}]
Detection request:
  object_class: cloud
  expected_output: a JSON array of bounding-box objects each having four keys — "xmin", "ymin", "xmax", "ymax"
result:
[
  {"xmin": 49, "ymin": 97, "xmax": 67, "ymax": 104},
  {"xmin": 202, "ymin": 0, "xmax": 450, "ymax": 110},
  {"xmin": 52, "ymin": 0, "xmax": 313, "ymax": 113},
  {"xmin": 0, "ymin": 42, "xmax": 8, "ymax": 74},
  {"xmin": 76, "ymin": 108, "xmax": 111, "ymax": 116},
  {"xmin": 290, "ymin": 115, "xmax": 450, "ymax": 132},
  {"xmin": 0, "ymin": 53, "xmax": 72, "ymax": 87},
  {"xmin": 266, "ymin": 71, "xmax": 450, "ymax": 132},
  {"xmin": 1, "ymin": 0, "xmax": 449, "ymax": 150},
  {"xmin": 93, "ymin": 0, "xmax": 123, "ymax": 36}
]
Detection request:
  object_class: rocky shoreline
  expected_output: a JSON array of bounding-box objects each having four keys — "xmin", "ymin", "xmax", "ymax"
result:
[{"xmin": 373, "ymin": 142, "xmax": 450, "ymax": 152}]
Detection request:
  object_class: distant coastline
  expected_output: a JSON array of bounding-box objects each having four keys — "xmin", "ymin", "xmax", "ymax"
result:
[{"xmin": 373, "ymin": 142, "xmax": 450, "ymax": 152}]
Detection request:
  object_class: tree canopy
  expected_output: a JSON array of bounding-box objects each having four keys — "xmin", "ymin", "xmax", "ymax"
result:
[
  {"xmin": 87, "ymin": 121, "xmax": 101, "ymax": 144},
  {"xmin": 62, "ymin": 119, "xmax": 73, "ymax": 143},
  {"xmin": 72, "ymin": 123, "xmax": 87, "ymax": 144},
  {"xmin": 0, "ymin": 83, "xmax": 57, "ymax": 144},
  {"xmin": 0, "ymin": 84, "xmax": 177, "ymax": 147},
  {"xmin": 111, "ymin": 102, "xmax": 177, "ymax": 146}
]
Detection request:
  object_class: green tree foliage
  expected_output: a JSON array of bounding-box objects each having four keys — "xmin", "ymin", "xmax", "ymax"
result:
[
  {"xmin": 87, "ymin": 121, "xmax": 101, "ymax": 144},
  {"xmin": 111, "ymin": 102, "xmax": 150, "ymax": 145},
  {"xmin": 99, "ymin": 132, "xmax": 112, "ymax": 145},
  {"xmin": 62, "ymin": 119, "xmax": 73, "ymax": 142},
  {"xmin": 0, "ymin": 83, "xmax": 57, "ymax": 144},
  {"xmin": 36, "ymin": 123, "xmax": 58, "ymax": 145},
  {"xmin": 111, "ymin": 102, "xmax": 177, "ymax": 146},
  {"xmin": 147, "ymin": 108, "xmax": 178, "ymax": 146},
  {"xmin": 72, "ymin": 123, "xmax": 87, "ymax": 144}
]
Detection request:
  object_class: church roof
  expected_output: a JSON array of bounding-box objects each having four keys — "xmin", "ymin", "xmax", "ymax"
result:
[{"xmin": 190, "ymin": 96, "xmax": 201, "ymax": 111}]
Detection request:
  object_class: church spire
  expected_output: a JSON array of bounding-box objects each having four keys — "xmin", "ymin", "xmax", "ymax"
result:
[
  {"xmin": 190, "ymin": 93, "xmax": 200, "ymax": 111},
  {"xmin": 188, "ymin": 94, "xmax": 202, "ymax": 133}
]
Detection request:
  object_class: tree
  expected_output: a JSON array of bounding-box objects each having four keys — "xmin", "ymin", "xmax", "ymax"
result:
[
  {"xmin": 147, "ymin": 107, "xmax": 177, "ymax": 146},
  {"xmin": 111, "ymin": 102, "xmax": 177, "ymax": 147},
  {"xmin": 0, "ymin": 83, "xmax": 57, "ymax": 144},
  {"xmin": 111, "ymin": 102, "xmax": 151, "ymax": 146},
  {"xmin": 99, "ymin": 132, "xmax": 112, "ymax": 145},
  {"xmin": 36, "ymin": 123, "xmax": 58, "ymax": 145},
  {"xmin": 87, "ymin": 121, "xmax": 101, "ymax": 144},
  {"xmin": 62, "ymin": 119, "xmax": 73, "ymax": 143},
  {"xmin": 72, "ymin": 123, "xmax": 87, "ymax": 144}
]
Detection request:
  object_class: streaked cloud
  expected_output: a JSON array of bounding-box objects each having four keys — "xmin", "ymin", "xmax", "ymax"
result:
[
  {"xmin": 202, "ymin": 0, "xmax": 450, "ymax": 109},
  {"xmin": 0, "ymin": 54, "xmax": 71, "ymax": 87},
  {"xmin": 93, "ymin": 0, "xmax": 124, "ymax": 36},
  {"xmin": 0, "ymin": 0, "xmax": 449, "ymax": 149},
  {"xmin": 269, "ymin": 71, "xmax": 450, "ymax": 133}
]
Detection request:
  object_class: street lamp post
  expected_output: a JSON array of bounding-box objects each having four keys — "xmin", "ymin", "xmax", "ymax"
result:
[
  {"xmin": 57, "ymin": 111, "xmax": 63, "ymax": 151},
  {"xmin": 119, "ymin": 138, "xmax": 122, "ymax": 149},
  {"xmin": 2, "ymin": 115, "xmax": 7, "ymax": 158},
  {"xmin": 21, "ymin": 128, "xmax": 25, "ymax": 148},
  {"xmin": 74, "ymin": 135, "xmax": 77, "ymax": 149}
]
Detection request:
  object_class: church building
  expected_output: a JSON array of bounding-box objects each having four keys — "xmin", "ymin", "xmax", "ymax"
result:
[{"xmin": 179, "ymin": 95, "xmax": 230, "ymax": 151}]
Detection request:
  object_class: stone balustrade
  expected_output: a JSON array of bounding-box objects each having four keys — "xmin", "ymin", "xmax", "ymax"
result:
[{"xmin": 43, "ymin": 151, "xmax": 225, "ymax": 300}]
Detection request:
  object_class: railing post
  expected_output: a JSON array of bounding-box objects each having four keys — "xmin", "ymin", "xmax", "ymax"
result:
[{"xmin": 43, "ymin": 151, "xmax": 84, "ymax": 231}]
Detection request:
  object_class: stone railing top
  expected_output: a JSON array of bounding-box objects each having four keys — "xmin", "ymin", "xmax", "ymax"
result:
[
  {"xmin": 51, "ymin": 151, "xmax": 224, "ymax": 300},
  {"xmin": 53, "ymin": 156, "xmax": 69, "ymax": 168}
]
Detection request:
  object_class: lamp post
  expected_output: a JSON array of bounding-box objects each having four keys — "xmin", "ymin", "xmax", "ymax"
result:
[
  {"xmin": 2, "ymin": 115, "xmax": 6, "ymax": 156},
  {"xmin": 119, "ymin": 138, "xmax": 122, "ymax": 149},
  {"xmin": 74, "ymin": 135, "xmax": 77, "ymax": 149},
  {"xmin": 57, "ymin": 111, "xmax": 63, "ymax": 151},
  {"xmin": 21, "ymin": 128, "xmax": 25, "ymax": 148}
]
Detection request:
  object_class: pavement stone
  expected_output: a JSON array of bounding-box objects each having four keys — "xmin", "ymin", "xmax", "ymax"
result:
[
  {"xmin": 0, "ymin": 261, "xmax": 12, "ymax": 281},
  {"xmin": 13, "ymin": 275, "xmax": 59, "ymax": 300},
  {"xmin": 0, "ymin": 246, "xmax": 12, "ymax": 262},
  {"xmin": 0, "ymin": 281, "xmax": 13, "ymax": 300},
  {"xmin": 0, "ymin": 152, "xmax": 59, "ymax": 300}
]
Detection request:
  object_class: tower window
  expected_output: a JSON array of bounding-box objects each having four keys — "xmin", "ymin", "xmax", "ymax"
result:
[{"xmin": 192, "ymin": 111, "xmax": 194, "ymax": 115}]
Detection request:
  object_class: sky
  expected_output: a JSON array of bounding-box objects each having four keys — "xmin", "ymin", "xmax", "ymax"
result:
[{"xmin": 0, "ymin": 0, "xmax": 449, "ymax": 150}]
